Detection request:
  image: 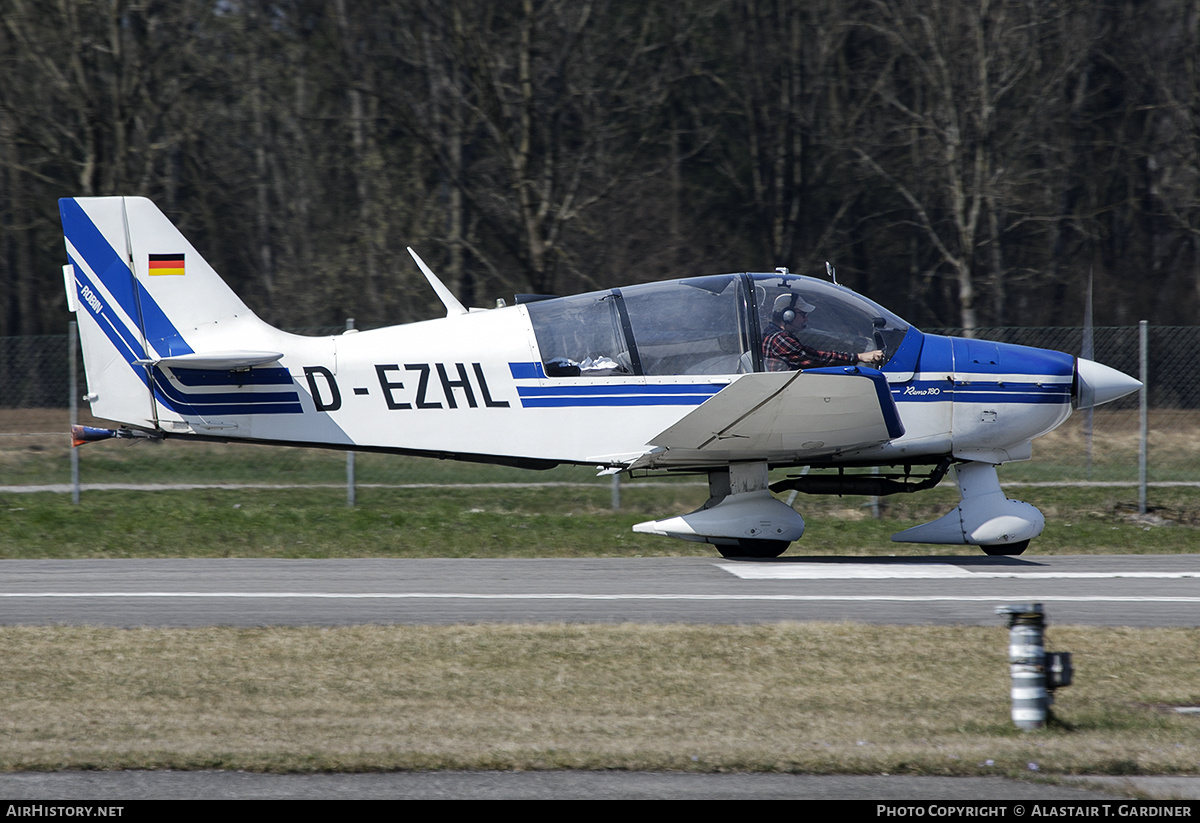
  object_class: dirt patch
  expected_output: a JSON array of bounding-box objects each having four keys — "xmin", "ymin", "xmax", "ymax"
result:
[
  {"xmin": 0, "ymin": 408, "xmax": 107, "ymax": 434},
  {"xmin": 1114, "ymin": 501, "xmax": 1200, "ymax": 527}
]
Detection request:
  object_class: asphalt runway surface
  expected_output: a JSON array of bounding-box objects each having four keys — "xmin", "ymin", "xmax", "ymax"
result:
[
  {"xmin": 1, "ymin": 554, "xmax": 1197, "ymax": 627},
  {"xmin": 0, "ymin": 770, "xmax": 1165, "ymax": 800},
  {"xmin": 3, "ymin": 554, "xmax": 1197, "ymax": 800}
]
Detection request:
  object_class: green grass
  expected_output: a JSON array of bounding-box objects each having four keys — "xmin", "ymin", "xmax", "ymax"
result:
[
  {"xmin": 0, "ymin": 624, "xmax": 1196, "ymax": 774},
  {"xmin": 2, "ymin": 483, "xmax": 1199, "ymax": 558}
]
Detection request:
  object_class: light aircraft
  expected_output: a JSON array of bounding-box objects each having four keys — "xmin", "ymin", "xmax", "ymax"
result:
[{"xmin": 61, "ymin": 196, "xmax": 1141, "ymax": 557}]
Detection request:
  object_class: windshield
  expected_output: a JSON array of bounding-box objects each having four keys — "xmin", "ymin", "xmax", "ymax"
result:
[
  {"xmin": 525, "ymin": 272, "xmax": 908, "ymax": 377},
  {"xmin": 749, "ymin": 273, "xmax": 909, "ymax": 370}
]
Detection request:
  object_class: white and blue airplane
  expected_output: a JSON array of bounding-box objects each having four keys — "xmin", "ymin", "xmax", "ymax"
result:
[{"xmin": 61, "ymin": 196, "xmax": 1140, "ymax": 557}]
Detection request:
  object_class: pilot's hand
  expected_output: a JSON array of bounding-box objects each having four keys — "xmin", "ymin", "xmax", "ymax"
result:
[{"xmin": 858, "ymin": 349, "xmax": 884, "ymax": 366}]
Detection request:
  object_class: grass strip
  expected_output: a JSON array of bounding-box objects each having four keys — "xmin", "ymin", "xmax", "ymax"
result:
[
  {"xmin": 1, "ymin": 485, "xmax": 1198, "ymax": 558},
  {"xmin": 0, "ymin": 623, "xmax": 1196, "ymax": 774}
]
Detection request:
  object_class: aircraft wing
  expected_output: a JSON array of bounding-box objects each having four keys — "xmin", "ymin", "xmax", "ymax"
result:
[{"xmin": 628, "ymin": 367, "xmax": 904, "ymax": 470}]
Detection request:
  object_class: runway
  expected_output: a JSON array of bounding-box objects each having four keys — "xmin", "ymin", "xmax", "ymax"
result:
[
  {"xmin": 2, "ymin": 554, "xmax": 1197, "ymax": 627},
  {"xmin": 4, "ymin": 555, "xmax": 1197, "ymax": 800}
]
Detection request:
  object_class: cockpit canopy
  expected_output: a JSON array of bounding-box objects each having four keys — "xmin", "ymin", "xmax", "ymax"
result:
[{"xmin": 525, "ymin": 272, "xmax": 910, "ymax": 377}]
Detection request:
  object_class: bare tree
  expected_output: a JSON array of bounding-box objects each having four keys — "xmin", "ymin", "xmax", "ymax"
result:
[
  {"xmin": 0, "ymin": 0, "xmax": 214, "ymax": 332},
  {"xmin": 392, "ymin": 0, "xmax": 670, "ymax": 297},
  {"xmin": 850, "ymin": 0, "xmax": 1091, "ymax": 330},
  {"xmin": 1, "ymin": 0, "xmax": 1198, "ymax": 338},
  {"xmin": 1127, "ymin": 0, "xmax": 1200, "ymax": 323}
]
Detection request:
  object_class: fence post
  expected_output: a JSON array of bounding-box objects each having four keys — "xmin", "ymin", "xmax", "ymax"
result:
[
  {"xmin": 69, "ymin": 321, "xmax": 80, "ymax": 505},
  {"xmin": 1138, "ymin": 320, "xmax": 1148, "ymax": 515},
  {"xmin": 346, "ymin": 318, "xmax": 357, "ymax": 507}
]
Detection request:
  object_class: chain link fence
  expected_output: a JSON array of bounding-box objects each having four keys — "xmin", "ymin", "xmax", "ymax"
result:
[{"xmin": 0, "ymin": 325, "xmax": 1194, "ymax": 495}]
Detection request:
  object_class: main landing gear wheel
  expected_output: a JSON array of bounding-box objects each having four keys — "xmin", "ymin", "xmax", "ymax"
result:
[
  {"xmin": 980, "ymin": 540, "xmax": 1030, "ymax": 557},
  {"xmin": 716, "ymin": 539, "xmax": 791, "ymax": 559}
]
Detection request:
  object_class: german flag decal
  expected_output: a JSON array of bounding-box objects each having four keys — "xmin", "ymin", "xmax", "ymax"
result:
[{"xmin": 148, "ymin": 253, "xmax": 185, "ymax": 276}]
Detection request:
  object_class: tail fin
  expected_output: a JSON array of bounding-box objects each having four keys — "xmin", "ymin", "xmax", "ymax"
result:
[{"xmin": 61, "ymin": 196, "xmax": 280, "ymax": 429}]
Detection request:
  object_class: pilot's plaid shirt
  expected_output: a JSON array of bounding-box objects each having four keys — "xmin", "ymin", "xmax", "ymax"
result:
[{"xmin": 762, "ymin": 324, "xmax": 856, "ymax": 371}]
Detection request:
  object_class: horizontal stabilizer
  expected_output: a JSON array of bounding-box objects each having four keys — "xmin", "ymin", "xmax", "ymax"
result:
[{"xmin": 134, "ymin": 351, "xmax": 283, "ymax": 370}]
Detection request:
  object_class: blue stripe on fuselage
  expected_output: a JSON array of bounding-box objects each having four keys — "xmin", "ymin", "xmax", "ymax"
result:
[
  {"xmin": 515, "ymin": 383, "xmax": 721, "ymax": 408},
  {"xmin": 154, "ymin": 370, "xmax": 300, "ymax": 407},
  {"xmin": 170, "ymin": 367, "xmax": 294, "ymax": 387},
  {"xmin": 509, "ymin": 361, "xmax": 546, "ymax": 379},
  {"xmin": 151, "ymin": 367, "xmax": 303, "ymax": 416},
  {"xmin": 893, "ymin": 380, "xmax": 1071, "ymax": 405},
  {"xmin": 516, "ymin": 384, "xmax": 723, "ymax": 397},
  {"xmin": 508, "ymin": 362, "xmax": 724, "ymax": 407},
  {"xmin": 518, "ymin": 394, "xmax": 714, "ymax": 408}
]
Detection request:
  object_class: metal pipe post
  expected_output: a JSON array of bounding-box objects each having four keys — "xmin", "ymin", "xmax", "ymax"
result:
[
  {"xmin": 69, "ymin": 321, "xmax": 80, "ymax": 505},
  {"xmin": 346, "ymin": 318, "xmax": 357, "ymax": 507},
  {"xmin": 996, "ymin": 603, "xmax": 1047, "ymax": 730},
  {"xmin": 1138, "ymin": 320, "xmax": 1148, "ymax": 515}
]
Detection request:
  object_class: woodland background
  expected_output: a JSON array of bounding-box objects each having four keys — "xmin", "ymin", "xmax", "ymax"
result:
[{"xmin": 2, "ymin": 0, "xmax": 1198, "ymax": 336}]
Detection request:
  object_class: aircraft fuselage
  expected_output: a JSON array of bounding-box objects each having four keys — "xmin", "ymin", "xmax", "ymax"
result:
[
  {"xmin": 146, "ymin": 304, "xmax": 1075, "ymax": 475},
  {"xmin": 62, "ymin": 196, "xmax": 1141, "ymax": 556}
]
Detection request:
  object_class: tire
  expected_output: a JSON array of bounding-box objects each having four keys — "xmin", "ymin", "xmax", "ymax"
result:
[
  {"xmin": 980, "ymin": 540, "xmax": 1030, "ymax": 556},
  {"xmin": 716, "ymin": 539, "xmax": 791, "ymax": 559}
]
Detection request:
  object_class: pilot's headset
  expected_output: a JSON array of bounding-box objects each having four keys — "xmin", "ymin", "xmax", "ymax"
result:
[{"xmin": 773, "ymin": 293, "xmax": 816, "ymax": 323}]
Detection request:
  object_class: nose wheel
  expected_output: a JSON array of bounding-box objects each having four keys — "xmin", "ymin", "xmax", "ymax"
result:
[
  {"xmin": 981, "ymin": 540, "xmax": 1030, "ymax": 556},
  {"xmin": 715, "ymin": 539, "xmax": 791, "ymax": 559},
  {"xmin": 891, "ymin": 462, "xmax": 1045, "ymax": 551}
]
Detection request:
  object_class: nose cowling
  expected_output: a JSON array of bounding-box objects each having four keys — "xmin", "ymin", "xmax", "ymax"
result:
[{"xmin": 1074, "ymin": 358, "xmax": 1142, "ymax": 410}]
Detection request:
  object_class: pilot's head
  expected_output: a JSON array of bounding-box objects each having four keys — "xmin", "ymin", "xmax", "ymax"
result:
[{"xmin": 772, "ymin": 293, "xmax": 816, "ymax": 327}]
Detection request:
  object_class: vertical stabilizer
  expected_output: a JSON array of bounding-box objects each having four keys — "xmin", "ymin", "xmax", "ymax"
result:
[{"xmin": 60, "ymin": 196, "xmax": 269, "ymax": 428}]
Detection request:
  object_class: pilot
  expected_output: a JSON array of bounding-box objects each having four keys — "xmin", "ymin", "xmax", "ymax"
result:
[{"xmin": 762, "ymin": 293, "xmax": 884, "ymax": 371}]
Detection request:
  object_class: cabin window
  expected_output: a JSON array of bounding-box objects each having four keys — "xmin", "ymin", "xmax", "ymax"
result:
[
  {"xmin": 525, "ymin": 290, "xmax": 632, "ymax": 377},
  {"xmin": 619, "ymin": 275, "xmax": 751, "ymax": 375}
]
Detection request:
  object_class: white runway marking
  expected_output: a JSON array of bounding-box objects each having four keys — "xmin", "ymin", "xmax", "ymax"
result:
[
  {"xmin": 1, "ymin": 592, "xmax": 1198, "ymax": 604},
  {"xmin": 717, "ymin": 563, "xmax": 1200, "ymax": 580}
]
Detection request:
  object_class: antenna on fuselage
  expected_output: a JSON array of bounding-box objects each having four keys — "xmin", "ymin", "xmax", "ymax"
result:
[
  {"xmin": 825, "ymin": 261, "xmax": 838, "ymax": 285},
  {"xmin": 407, "ymin": 247, "xmax": 468, "ymax": 317}
]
